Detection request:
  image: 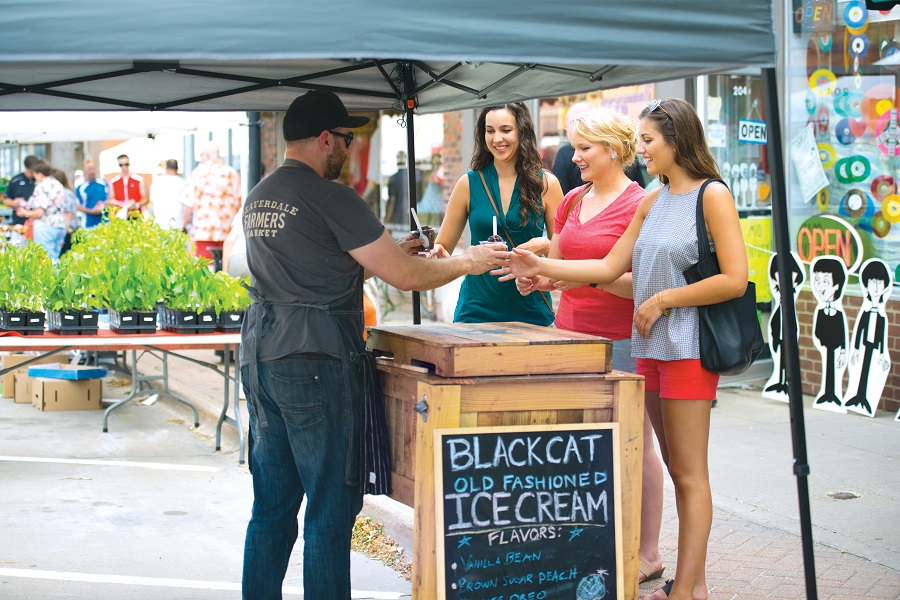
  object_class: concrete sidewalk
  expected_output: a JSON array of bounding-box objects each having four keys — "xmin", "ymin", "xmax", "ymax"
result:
[{"xmin": 135, "ymin": 345, "xmax": 900, "ymax": 599}]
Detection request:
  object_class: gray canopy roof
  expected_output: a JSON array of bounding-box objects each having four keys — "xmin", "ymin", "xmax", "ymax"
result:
[{"xmin": 0, "ymin": 0, "xmax": 776, "ymax": 113}]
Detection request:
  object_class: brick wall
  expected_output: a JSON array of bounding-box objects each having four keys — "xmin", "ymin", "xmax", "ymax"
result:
[
  {"xmin": 795, "ymin": 291, "xmax": 899, "ymax": 414},
  {"xmin": 260, "ymin": 111, "xmax": 279, "ymax": 178},
  {"xmin": 442, "ymin": 111, "xmax": 465, "ymax": 200}
]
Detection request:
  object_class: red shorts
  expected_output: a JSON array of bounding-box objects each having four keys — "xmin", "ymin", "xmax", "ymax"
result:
[
  {"xmin": 636, "ymin": 357, "xmax": 719, "ymax": 400},
  {"xmin": 193, "ymin": 240, "xmax": 223, "ymax": 260}
]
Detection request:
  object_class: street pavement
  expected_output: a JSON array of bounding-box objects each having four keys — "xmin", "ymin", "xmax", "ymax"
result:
[{"xmin": 2, "ymin": 338, "xmax": 899, "ymax": 599}]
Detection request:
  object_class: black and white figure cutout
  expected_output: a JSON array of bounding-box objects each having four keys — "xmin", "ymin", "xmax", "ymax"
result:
[
  {"xmin": 843, "ymin": 258, "xmax": 893, "ymax": 417},
  {"xmin": 810, "ymin": 256, "xmax": 849, "ymax": 413},
  {"xmin": 763, "ymin": 251, "xmax": 805, "ymax": 403}
]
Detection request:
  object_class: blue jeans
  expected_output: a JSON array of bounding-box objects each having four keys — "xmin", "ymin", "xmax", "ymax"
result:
[
  {"xmin": 241, "ymin": 354, "xmax": 364, "ymax": 600},
  {"xmin": 32, "ymin": 222, "xmax": 65, "ymax": 263}
]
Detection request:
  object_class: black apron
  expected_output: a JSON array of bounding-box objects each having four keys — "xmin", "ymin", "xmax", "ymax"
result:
[{"xmin": 243, "ymin": 269, "xmax": 391, "ymax": 495}]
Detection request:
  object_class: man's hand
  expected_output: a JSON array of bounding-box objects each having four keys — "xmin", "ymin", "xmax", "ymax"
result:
[
  {"xmin": 462, "ymin": 241, "xmax": 508, "ymax": 275},
  {"xmin": 398, "ymin": 233, "xmax": 425, "ymax": 255}
]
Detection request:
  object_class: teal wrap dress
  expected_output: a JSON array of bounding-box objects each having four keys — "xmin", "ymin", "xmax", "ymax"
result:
[{"xmin": 453, "ymin": 165, "xmax": 554, "ymax": 326}]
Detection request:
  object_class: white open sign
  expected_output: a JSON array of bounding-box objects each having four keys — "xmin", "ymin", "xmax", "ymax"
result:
[{"xmin": 739, "ymin": 119, "xmax": 767, "ymax": 144}]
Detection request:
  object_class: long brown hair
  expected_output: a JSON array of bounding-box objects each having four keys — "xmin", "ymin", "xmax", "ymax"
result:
[
  {"xmin": 638, "ymin": 98, "xmax": 721, "ymax": 186},
  {"xmin": 469, "ymin": 102, "xmax": 544, "ymax": 224}
]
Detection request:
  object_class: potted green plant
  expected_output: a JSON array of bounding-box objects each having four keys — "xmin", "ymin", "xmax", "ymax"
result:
[
  {"xmin": 208, "ymin": 272, "xmax": 251, "ymax": 331},
  {"xmin": 0, "ymin": 244, "xmax": 51, "ymax": 335},
  {"xmin": 160, "ymin": 255, "xmax": 218, "ymax": 334},
  {"xmin": 45, "ymin": 247, "xmax": 102, "ymax": 335},
  {"xmin": 78, "ymin": 218, "xmax": 167, "ymax": 334}
]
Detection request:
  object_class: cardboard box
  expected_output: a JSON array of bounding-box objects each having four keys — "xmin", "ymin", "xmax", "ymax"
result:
[
  {"xmin": 2, "ymin": 354, "xmax": 62, "ymax": 398},
  {"xmin": 14, "ymin": 374, "xmax": 32, "ymax": 404},
  {"xmin": 31, "ymin": 378, "xmax": 102, "ymax": 411}
]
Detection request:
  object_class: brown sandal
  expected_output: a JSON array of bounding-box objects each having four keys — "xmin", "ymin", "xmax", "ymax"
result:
[{"xmin": 638, "ymin": 560, "xmax": 666, "ymax": 583}]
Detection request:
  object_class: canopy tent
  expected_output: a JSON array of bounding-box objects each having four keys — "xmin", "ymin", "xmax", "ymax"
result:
[
  {"xmin": 0, "ymin": 0, "xmax": 774, "ymax": 113},
  {"xmin": 1, "ymin": 3, "xmax": 820, "ymax": 599},
  {"xmin": 0, "ymin": 111, "xmax": 248, "ymax": 143}
]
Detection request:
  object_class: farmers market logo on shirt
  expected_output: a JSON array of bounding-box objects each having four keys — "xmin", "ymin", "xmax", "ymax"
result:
[{"xmin": 243, "ymin": 199, "xmax": 299, "ymax": 238}]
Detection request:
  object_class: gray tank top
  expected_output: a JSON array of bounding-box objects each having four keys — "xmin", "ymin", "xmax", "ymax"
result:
[{"xmin": 632, "ymin": 182, "xmax": 720, "ymax": 360}]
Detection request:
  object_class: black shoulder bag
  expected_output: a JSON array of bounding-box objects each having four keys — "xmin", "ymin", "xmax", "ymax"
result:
[{"xmin": 682, "ymin": 179, "xmax": 765, "ymax": 375}]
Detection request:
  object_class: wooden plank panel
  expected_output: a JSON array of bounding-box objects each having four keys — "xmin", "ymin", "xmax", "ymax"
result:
[
  {"xmin": 446, "ymin": 344, "xmax": 609, "ymax": 377},
  {"xmin": 499, "ymin": 410, "xmax": 535, "ymax": 426},
  {"xmin": 390, "ymin": 473, "xmax": 415, "ymax": 507},
  {"xmin": 556, "ymin": 409, "xmax": 585, "ymax": 424},
  {"xmin": 476, "ymin": 411, "xmax": 504, "ymax": 427},
  {"xmin": 592, "ymin": 378, "xmax": 644, "ymax": 600},
  {"xmin": 460, "ymin": 380, "xmax": 615, "ymax": 412},
  {"xmin": 368, "ymin": 322, "xmax": 612, "ymax": 377},
  {"xmin": 411, "ymin": 382, "xmax": 460, "ymax": 600},
  {"xmin": 458, "ymin": 411, "xmax": 477, "ymax": 428}
]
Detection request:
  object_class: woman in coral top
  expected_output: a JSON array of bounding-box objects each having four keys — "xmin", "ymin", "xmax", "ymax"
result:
[{"xmin": 514, "ymin": 108, "xmax": 666, "ymax": 587}]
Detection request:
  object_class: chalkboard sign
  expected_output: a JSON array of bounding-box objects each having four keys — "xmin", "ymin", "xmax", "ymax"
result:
[{"xmin": 434, "ymin": 423, "xmax": 623, "ymax": 600}]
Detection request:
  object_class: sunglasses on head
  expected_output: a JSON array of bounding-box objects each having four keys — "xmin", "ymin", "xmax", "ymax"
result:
[
  {"xmin": 329, "ymin": 130, "xmax": 353, "ymax": 149},
  {"xmin": 646, "ymin": 99, "xmax": 672, "ymax": 121}
]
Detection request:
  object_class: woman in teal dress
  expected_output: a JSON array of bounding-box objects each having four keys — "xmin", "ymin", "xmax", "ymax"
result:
[{"xmin": 431, "ymin": 102, "xmax": 563, "ymax": 325}]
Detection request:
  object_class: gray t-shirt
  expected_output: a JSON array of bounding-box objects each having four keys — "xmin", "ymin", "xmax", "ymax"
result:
[{"xmin": 240, "ymin": 159, "xmax": 384, "ymax": 364}]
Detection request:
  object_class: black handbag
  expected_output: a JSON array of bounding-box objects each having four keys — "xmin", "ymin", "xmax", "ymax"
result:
[{"xmin": 682, "ymin": 179, "xmax": 765, "ymax": 375}]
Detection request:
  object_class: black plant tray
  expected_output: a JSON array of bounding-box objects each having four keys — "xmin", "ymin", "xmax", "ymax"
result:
[
  {"xmin": 0, "ymin": 310, "xmax": 45, "ymax": 335},
  {"xmin": 216, "ymin": 310, "xmax": 245, "ymax": 332},
  {"xmin": 159, "ymin": 307, "xmax": 217, "ymax": 334},
  {"xmin": 109, "ymin": 309, "xmax": 157, "ymax": 334},
  {"xmin": 47, "ymin": 310, "xmax": 99, "ymax": 335}
]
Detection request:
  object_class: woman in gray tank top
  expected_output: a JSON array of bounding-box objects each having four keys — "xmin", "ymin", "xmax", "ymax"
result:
[{"xmin": 500, "ymin": 98, "xmax": 749, "ymax": 600}]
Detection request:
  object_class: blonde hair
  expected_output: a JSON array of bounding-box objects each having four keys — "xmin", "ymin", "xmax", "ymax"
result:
[{"xmin": 573, "ymin": 109, "xmax": 638, "ymax": 167}]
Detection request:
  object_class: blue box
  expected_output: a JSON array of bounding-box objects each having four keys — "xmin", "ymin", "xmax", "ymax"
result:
[{"xmin": 27, "ymin": 364, "xmax": 107, "ymax": 380}]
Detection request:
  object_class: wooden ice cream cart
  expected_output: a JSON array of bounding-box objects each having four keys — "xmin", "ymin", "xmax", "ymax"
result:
[{"xmin": 367, "ymin": 322, "xmax": 645, "ymax": 599}]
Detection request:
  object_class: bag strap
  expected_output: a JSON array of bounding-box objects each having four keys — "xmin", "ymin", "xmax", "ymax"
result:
[
  {"xmin": 694, "ymin": 179, "xmax": 727, "ymax": 261},
  {"xmin": 563, "ymin": 182, "xmax": 593, "ymax": 223},
  {"xmin": 477, "ymin": 170, "xmax": 555, "ymax": 316}
]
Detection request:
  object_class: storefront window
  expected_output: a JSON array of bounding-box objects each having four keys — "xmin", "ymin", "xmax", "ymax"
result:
[
  {"xmin": 787, "ymin": 1, "xmax": 900, "ymax": 285},
  {"xmin": 704, "ymin": 73, "xmax": 774, "ymax": 301}
]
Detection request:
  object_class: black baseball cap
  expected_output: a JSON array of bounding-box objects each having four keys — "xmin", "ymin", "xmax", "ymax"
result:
[{"xmin": 283, "ymin": 90, "xmax": 369, "ymax": 141}]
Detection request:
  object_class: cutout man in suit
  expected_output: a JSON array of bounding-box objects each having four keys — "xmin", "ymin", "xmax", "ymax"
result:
[
  {"xmin": 763, "ymin": 251, "xmax": 805, "ymax": 403},
  {"xmin": 810, "ymin": 256, "xmax": 849, "ymax": 413},
  {"xmin": 844, "ymin": 258, "xmax": 892, "ymax": 417}
]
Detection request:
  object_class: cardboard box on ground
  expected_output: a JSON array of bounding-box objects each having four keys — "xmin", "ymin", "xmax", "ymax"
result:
[
  {"xmin": 31, "ymin": 377, "xmax": 102, "ymax": 412},
  {"xmin": 2, "ymin": 353, "xmax": 61, "ymax": 397}
]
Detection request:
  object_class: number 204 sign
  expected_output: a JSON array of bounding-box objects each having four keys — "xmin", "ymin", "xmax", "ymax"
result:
[{"xmin": 434, "ymin": 423, "xmax": 623, "ymax": 600}]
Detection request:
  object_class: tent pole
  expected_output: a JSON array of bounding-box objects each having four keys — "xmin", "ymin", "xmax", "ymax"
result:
[
  {"xmin": 762, "ymin": 66, "xmax": 818, "ymax": 600},
  {"xmin": 247, "ymin": 111, "xmax": 262, "ymax": 188},
  {"xmin": 402, "ymin": 63, "xmax": 422, "ymax": 325}
]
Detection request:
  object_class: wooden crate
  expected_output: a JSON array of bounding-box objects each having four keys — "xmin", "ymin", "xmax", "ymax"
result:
[
  {"xmin": 369, "ymin": 323, "xmax": 644, "ymax": 600},
  {"xmin": 367, "ymin": 321, "xmax": 611, "ymax": 377}
]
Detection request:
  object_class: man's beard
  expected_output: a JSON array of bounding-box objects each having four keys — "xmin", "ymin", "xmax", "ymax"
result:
[{"xmin": 324, "ymin": 145, "xmax": 345, "ymax": 180}]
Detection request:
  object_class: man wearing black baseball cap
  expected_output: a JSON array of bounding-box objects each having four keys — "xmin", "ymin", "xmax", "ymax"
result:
[{"xmin": 239, "ymin": 90, "xmax": 507, "ymax": 599}]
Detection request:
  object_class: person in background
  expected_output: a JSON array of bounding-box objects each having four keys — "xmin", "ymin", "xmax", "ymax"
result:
[
  {"xmin": 554, "ymin": 101, "xmax": 645, "ymax": 194},
  {"xmin": 238, "ymin": 90, "xmax": 506, "ymax": 599},
  {"xmin": 416, "ymin": 152, "xmax": 445, "ymax": 227},
  {"xmin": 429, "ymin": 101, "xmax": 563, "ymax": 325},
  {"xmin": 383, "ymin": 150, "xmax": 422, "ymax": 233},
  {"xmin": 514, "ymin": 108, "xmax": 665, "ymax": 586},
  {"xmin": 108, "ymin": 154, "xmax": 147, "ymax": 215},
  {"xmin": 51, "ymin": 168, "xmax": 78, "ymax": 255},
  {"xmin": 3, "ymin": 154, "xmax": 38, "ymax": 246},
  {"xmin": 151, "ymin": 159, "xmax": 187, "ymax": 230},
  {"xmin": 502, "ymin": 98, "xmax": 748, "ymax": 600},
  {"xmin": 74, "ymin": 158, "xmax": 109, "ymax": 229},
  {"xmin": 17, "ymin": 161, "xmax": 68, "ymax": 263},
  {"xmin": 181, "ymin": 143, "xmax": 241, "ymax": 259}
]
